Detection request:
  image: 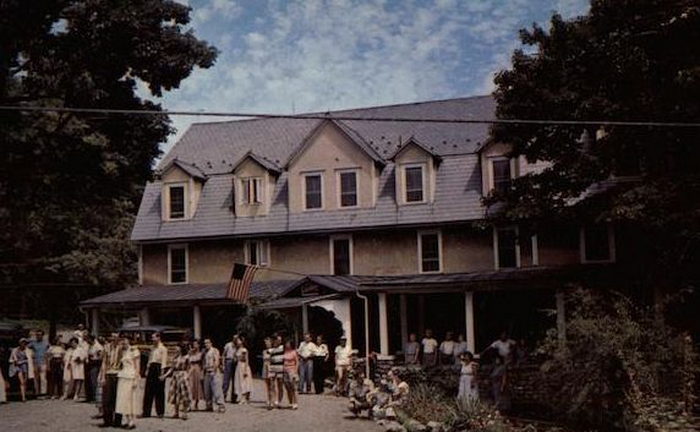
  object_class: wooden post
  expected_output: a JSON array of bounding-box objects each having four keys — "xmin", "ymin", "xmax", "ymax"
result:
[
  {"xmin": 302, "ymin": 303, "xmax": 309, "ymax": 335},
  {"xmin": 139, "ymin": 307, "xmax": 151, "ymax": 326},
  {"xmin": 417, "ymin": 295, "xmax": 425, "ymax": 336},
  {"xmin": 91, "ymin": 309, "xmax": 100, "ymax": 336},
  {"xmin": 465, "ymin": 292, "xmax": 475, "ymax": 353},
  {"xmin": 399, "ymin": 294, "xmax": 408, "ymax": 349},
  {"xmin": 556, "ymin": 290, "xmax": 566, "ymax": 343},
  {"xmin": 193, "ymin": 305, "xmax": 202, "ymax": 339},
  {"xmin": 378, "ymin": 293, "xmax": 389, "ymax": 355}
]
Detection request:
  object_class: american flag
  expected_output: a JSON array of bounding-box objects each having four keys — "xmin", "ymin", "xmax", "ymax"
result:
[{"xmin": 226, "ymin": 263, "xmax": 258, "ymax": 302}]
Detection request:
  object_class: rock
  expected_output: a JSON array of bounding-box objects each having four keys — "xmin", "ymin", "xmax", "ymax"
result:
[
  {"xmin": 376, "ymin": 420, "xmax": 387, "ymax": 427},
  {"xmin": 405, "ymin": 419, "xmax": 427, "ymax": 432},
  {"xmin": 426, "ymin": 421, "xmax": 444, "ymax": 432},
  {"xmin": 384, "ymin": 420, "xmax": 407, "ymax": 432}
]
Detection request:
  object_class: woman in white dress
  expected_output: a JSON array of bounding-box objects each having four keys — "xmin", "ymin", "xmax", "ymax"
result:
[
  {"xmin": 233, "ymin": 337, "xmax": 252, "ymax": 404},
  {"xmin": 457, "ymin": 352, "xmax": 479, "ymax": 402},
  {"xmin": 61, "ymin": 339, "xmax": 75, "ymax": 400},
  {"xmin": 71, "ymin": 338, "xmax": 87, "ymax": 401},
  {"xmin": 115, "ymin": 335, "xmax": 140, "ymax": 429}
]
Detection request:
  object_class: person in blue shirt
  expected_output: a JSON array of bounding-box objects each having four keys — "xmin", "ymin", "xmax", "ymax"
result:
[{"xmin": 29, "ymin": 330, "xmax": 49, "ymax": 397}]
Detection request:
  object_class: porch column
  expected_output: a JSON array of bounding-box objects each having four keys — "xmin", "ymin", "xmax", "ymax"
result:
[
  {"xmin": 301, "ymin": 303, "xmax": 309, "ymax": 335},
  {"xmin": 465, "ymin": 292, "xmax": 475, "ymax": 353},
  {"xmin": 139, "ymin": 307, "xmax": 151, "ymax": 326},
  {"xmin": 556, "ymin": 290, "xmax": 566, "ymax": 343},
  {"xmin": 193, "ymin": 305, "xmax": 202, "ymax": 339},
  {"xmin": 399, "ymin": 294, "xmax": 408, "ymax": 347},
  {"xmin": 90, "ymin": 309, "xmax": 100, "ymax": 336},
  {"xmin": 417, "ymin": 295, "xmax": 425, "ymax": 336},
  {"xmin": 378, "ymin": 293, "xmax": 389, "ymax": 355}
]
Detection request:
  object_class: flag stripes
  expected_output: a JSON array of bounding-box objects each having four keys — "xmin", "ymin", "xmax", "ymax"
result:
[{"xmin": 226, "ymin": 263, "xmax": 258, "ymax": 302}]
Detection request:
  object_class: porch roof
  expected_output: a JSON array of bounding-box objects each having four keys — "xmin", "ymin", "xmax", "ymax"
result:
[{"xmin": 80, "ymin": 279, "xmax": 299, "ymax": 308}]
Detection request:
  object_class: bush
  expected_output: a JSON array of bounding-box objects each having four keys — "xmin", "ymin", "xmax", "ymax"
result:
[{"xmin": 402, "ymin": 383, "xmax": 456, "ymax": 425}]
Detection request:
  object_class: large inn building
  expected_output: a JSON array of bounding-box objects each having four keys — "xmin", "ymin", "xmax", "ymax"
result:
[{"xmin": 83, "ymin": 96, "xmax": 629, "ymax": 356}]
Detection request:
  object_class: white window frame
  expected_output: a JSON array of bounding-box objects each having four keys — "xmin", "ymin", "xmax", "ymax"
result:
[
  {"xmin": 493, "ymin": 226, "xmax": 521, "ymax": 269},
  {"xmin": 240, "ymin": 177, "xmax": 264, "ymax": 205},
  {"xmin": 244, "ymin": 239, "xmax": 270, "ymax": 267},
  {"xmin": 402, "ymin": 163, "xmax": 427, "ymax": 204},
  {"xmin": 580, "ymin": 225, "xmax": 616, "ymax": 264},
  {"xmin": 487, "ymin": 156, "xmax": 515, "ymax": 193},
  {"xmin": 302, "ymin": 171, "xmax": 324, "ymax": 211},
  {"xmin": 336, "ymin": 168, "xmax": 360, "ymax": 209},
  {"xmin": 329, "ymin": 235, "xmax": 353, "ymax": 275},
  {"xmin": 165, "ymin": 182, "xmax": 188, "ymax": 220},
  {"xmin": 417, "ymin": 230, "xmax": 442, "ymax": 274},
  {"xmin": 167, "ymin": 244, "xmax": 188, "ymax": 285}
]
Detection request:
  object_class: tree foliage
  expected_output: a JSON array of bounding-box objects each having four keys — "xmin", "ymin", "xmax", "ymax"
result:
[
  {"xmin": 490, "ymin": 0, "xmax": 700, "ymax": 291},
  {"xmin": 0, "ymin": 0, "xmax": 217, "ymax": 292}
]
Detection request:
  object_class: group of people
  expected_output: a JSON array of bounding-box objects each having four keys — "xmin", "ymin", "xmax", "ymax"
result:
[{"xmin": 347, "ymin": 368, "xmax": 410, "ymax": 420}]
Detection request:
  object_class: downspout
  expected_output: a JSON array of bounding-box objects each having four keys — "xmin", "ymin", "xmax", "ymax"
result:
[{"xmin": 355, "ymin": 289, "xmax": 371, "ymax": 378}]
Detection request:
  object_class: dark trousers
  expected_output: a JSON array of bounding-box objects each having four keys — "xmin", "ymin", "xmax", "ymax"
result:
[
  {"xmin": 48, "ymin": 358, "xmax": 64, "ymax": 398},
  {"xmin": 312, "ymin": 357, "xmax": 326, "ymax": 394},
  {"xmin": 143, "ymin": 363, "xmax": 165, "ymax": 417},
  {"xmin": 86, "ymin": 361, "xmax": 101, "ymax": 401},
  {"xmin": 102, "ymin": 374, "xmax": 122, "ymax": 426}
]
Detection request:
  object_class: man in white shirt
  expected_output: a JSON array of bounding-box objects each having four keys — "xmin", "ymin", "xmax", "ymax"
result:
[
  {"xmin": 312, "ymin": 335, "xmax": 329, "ymax": 394},
  {"xmin": 222, "ymin": 334, "xmax": 238, "ymax": 403},
  {"xmin": 485, "ymin": 332, "xmax": 516, "ymax": 362},
  {"xmin": 334, "ymin": 337, "xmax": 352, "ymax": 396},
  {"xmin": 439, "ymin": 332, "xmax": 456, "ymax": 365},
  {"xmin": 203, "ymin": 338, "xmax": 225, "ymax": 413},
  {"xmin": 297, "ymin": 333, "xmax": 317, "ymax": 394},
  {"xmin": 143, "ymin": 332, "xmax": 168, "ymax": 417},
  {"xmin": 421, "ymin": 329, "xmax": 438, "ymax": 367}
]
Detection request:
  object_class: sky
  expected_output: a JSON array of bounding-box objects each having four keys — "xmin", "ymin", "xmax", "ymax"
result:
[{"xmin": 153, "ymin": 0, "xmax": 591, "ymax": 154}]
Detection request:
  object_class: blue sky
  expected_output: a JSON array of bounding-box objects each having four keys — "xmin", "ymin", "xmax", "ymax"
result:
[{"xmin": 155, "ymin": 0, "xmax": 590, "ymax": 153}]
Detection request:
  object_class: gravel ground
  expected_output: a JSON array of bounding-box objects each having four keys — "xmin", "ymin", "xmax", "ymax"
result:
[{"xmin": 0, "ymin": 379, "xmax": 382, "ymax": 432}]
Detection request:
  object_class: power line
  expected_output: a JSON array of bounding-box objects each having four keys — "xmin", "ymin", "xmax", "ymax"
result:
[{"xmin": 0, "ymin": 104, "xmax": 699, "ymax": 128}]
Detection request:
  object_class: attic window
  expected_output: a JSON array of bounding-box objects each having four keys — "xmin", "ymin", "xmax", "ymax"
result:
[
  {"xmin": 338, "ymin": 170, "xmax": 358, "ymax": 208},
  {"xmin": 167, "ymin": 184, "xmax": 186, "ymax": 220},
  {"xmin": 241, "ymin": 177, "xmax": 263, "ymax": 204},
  {"xmin": 304, "ymin": 173, "xmax": 323, "ymax": 210},
  {"xmin": 491, "ymin": 158, "xmax": 512, "ymax": 194},
  {"xmin": 404, "ymin": 165, "xmax": 425, "ymax": 203}
]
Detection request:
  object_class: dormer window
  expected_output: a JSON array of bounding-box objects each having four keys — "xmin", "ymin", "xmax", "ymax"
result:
[
  {"xmin": 404, "ymin": 164, "xmax": 425, "ymax": 203},
  {"xmin": 167, "ymin": 183, "xmax": 187, "ymax": 220},
  {"xmin": 304, "ymin": 172, "xmax": 323, "ymax": 210},
  {"xmin": 490, "ymin": 158, "xmax": 512, "ymax": 194},
  {"xmin": 338, "ymin": 170, "xmax": 358, "ymax": 208},
  {"xmin": 241, "ymin": 177, "xmax": 263, "ymax": 205}
]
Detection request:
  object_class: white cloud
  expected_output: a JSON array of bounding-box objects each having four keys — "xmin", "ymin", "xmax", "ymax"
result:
[{"xmin": 193, "ymin": 0, "xmax": 242, "ymax": 24}]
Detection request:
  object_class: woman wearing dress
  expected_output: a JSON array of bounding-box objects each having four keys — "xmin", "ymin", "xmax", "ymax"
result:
[
  {"xmin": 115, "ymin": 334, "xmax": 140, "ymax": 429},
  {"xmin": 61, "ymin": 338, "xmax": 76, "ymax": 400},
  {"xmin": 162, "ymin": 344, "xmax": 191, "ymax": 420},
  {"xmin": 234, "ymin": 337, "xmax": 253, "ymax": 404},
  {"xmin": 187, "ymin": 339, "xmax": 205, "ymax": 410},
  {"xmin": 457, "ymin": 352, "xmax": 479, "ymax": 402},
  {"xmin": 9, "ymin": 338, "xmax": 30, "ymax": 402},
  {"xmin": 47, "ymin": 338, "xmax": 66, "ymax": 399},
  {"xmin": 261, "ymin": 337, "xmax": 275, "ymax": 409},
  {"xmin": 282, "ymin": 339, "xmax": 299, "ymax": 409},
  {"xmin": 71, "ymin": 337, "xmax": 88, "ymax": 401}
]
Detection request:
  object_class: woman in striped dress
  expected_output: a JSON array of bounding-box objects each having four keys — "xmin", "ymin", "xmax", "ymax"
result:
[
  {"xmin": 187, "ymin": 340, "xmax": 205, "ymax": 410},
  {"xmin": 163, "ymin": 344, "xmax": 191, "ymax": 420}
]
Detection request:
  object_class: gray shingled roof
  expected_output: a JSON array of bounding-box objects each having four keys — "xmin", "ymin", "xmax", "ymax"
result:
[{"xmin": 133, "ymin": 96, "xmax": 495, "ymax": 242}]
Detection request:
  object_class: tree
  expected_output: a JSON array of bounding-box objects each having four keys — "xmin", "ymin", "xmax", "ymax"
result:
[
  {"xmin": 490, "ymin": 1, "xmax": 700, "ymax": 301},
  {"xmin": 0, "ymin": 0, "xmax": 217, "ymax": 321}
]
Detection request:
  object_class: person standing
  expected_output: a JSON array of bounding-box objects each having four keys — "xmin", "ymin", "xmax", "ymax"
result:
[
  {"xmin": 0, "ymin": 360, "xmax": 6, "ymax": 403},
  {"xmin": 282, "ymin": 340, "xmax": 299, "ymax": 409},
  {"xmin": 483, "ymin": 332, "xmax": 516, "ymax": 362},
  {"xmin": 29, "ymin": 330, "xmax": 49, "ymax": 397},
  {"xmin": 267, "ymin": 334, "xmax": 285, "ymax": 408},
  {"xmin": 453, "ymin": 334, "xmax": 469, "ymax": 365},
  {"xmin": 222, "ymin": 334, "xmax": 237, "ymax": 403},
  {"xmin": 261, "ymin": 337, "xmax": 276, "ymax": 409},
  {"xmin": 312, "ymin": 335, "xmax": 329, "ymax": 394},
  {"xmin": 233, "ymin": 337, "xmax": 253, "ymax": 404},
  {"xmin": 421, "ymin": 329, "xmax": 438, "ymax": 367},
  {"xmin": 334, "ymin": 337, "xmax": 352, "ymax": 396},
  {"xmin": 71, "ymin": 336, "xmax": 88, "ymax": 401},
  {"xmin": 439, "ymin": 332, "xmax": 455, "ymax": 365},
  {"xmin": 9, "ymin": 338, "xmax": 30, "ymax": 402},
  {"xmin": 297, "ymin": 333, "xmax": 317, "ymax": 394},
  {"xmin": 162, "ymin": 344, "xmax": 191, "ymax": 420},
  {"xmin": 202, "ymin": 338, "xmax": 225, "ymax": 413},
  {"xmin": 404, "ymin": 333, "xmax": 420, "ymax": 365},
  {"xmin": 99, "ymin": 333, "xmax": 123, "ymax": 427},
  {"xmin": 86, "ymin": 335, "xmax": 104, "ymax": 403},
  {"xmin": 61, "ymin": 338, "xmax": 75, "ymax": 400},
  {"xmin": 115, "ymin": 335, "xmax": 140, "ymax": 429},
  {"xmin": 187, "ymin": 340, "xmax": 205, "ymax": 411},
  {"xmin": 490, "ymin": 355, "xmax": 510, "ymax": 412},
  {"xmin": 47, "ymin": 338, "xmax": 66, "ymax": 399},
  {"xmin": 142, "ymin": 332, "xmax": 167, "ymax": 418},
  {"xmin": 457, "ymin": 352, "xmax": 479, "ymax": 402}
]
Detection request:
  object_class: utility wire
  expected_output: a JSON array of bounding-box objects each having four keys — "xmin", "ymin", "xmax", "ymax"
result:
[{"xmin": 0, "ymin": 105, "xmax": 699, "ymax": 128}]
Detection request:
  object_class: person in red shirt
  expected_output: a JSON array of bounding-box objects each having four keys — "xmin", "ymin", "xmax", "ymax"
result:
[{"xmin": 282, "ymin": 340, "xmax": 299, "ymax": 409}]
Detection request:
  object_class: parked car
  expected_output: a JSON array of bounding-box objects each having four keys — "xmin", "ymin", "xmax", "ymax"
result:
[{"xmin": 116, "ymin": 325, "xmax": 190, "ymax": 376}]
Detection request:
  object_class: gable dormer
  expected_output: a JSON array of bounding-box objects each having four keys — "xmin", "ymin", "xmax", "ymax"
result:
[
  {"xmin": 158, "ymin": 159, "xmax": 207, "ymax": 221},
  {"xmin": 286, "ymin": 119, "xmax": 385, "ymax": 213},
  {"xmin": 232, "ymin": 152, "xmax": 280, "ymax": 217},
  {"xmin": 390, "ymin": 138, "xmax": 441, "ymax": 205}
]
